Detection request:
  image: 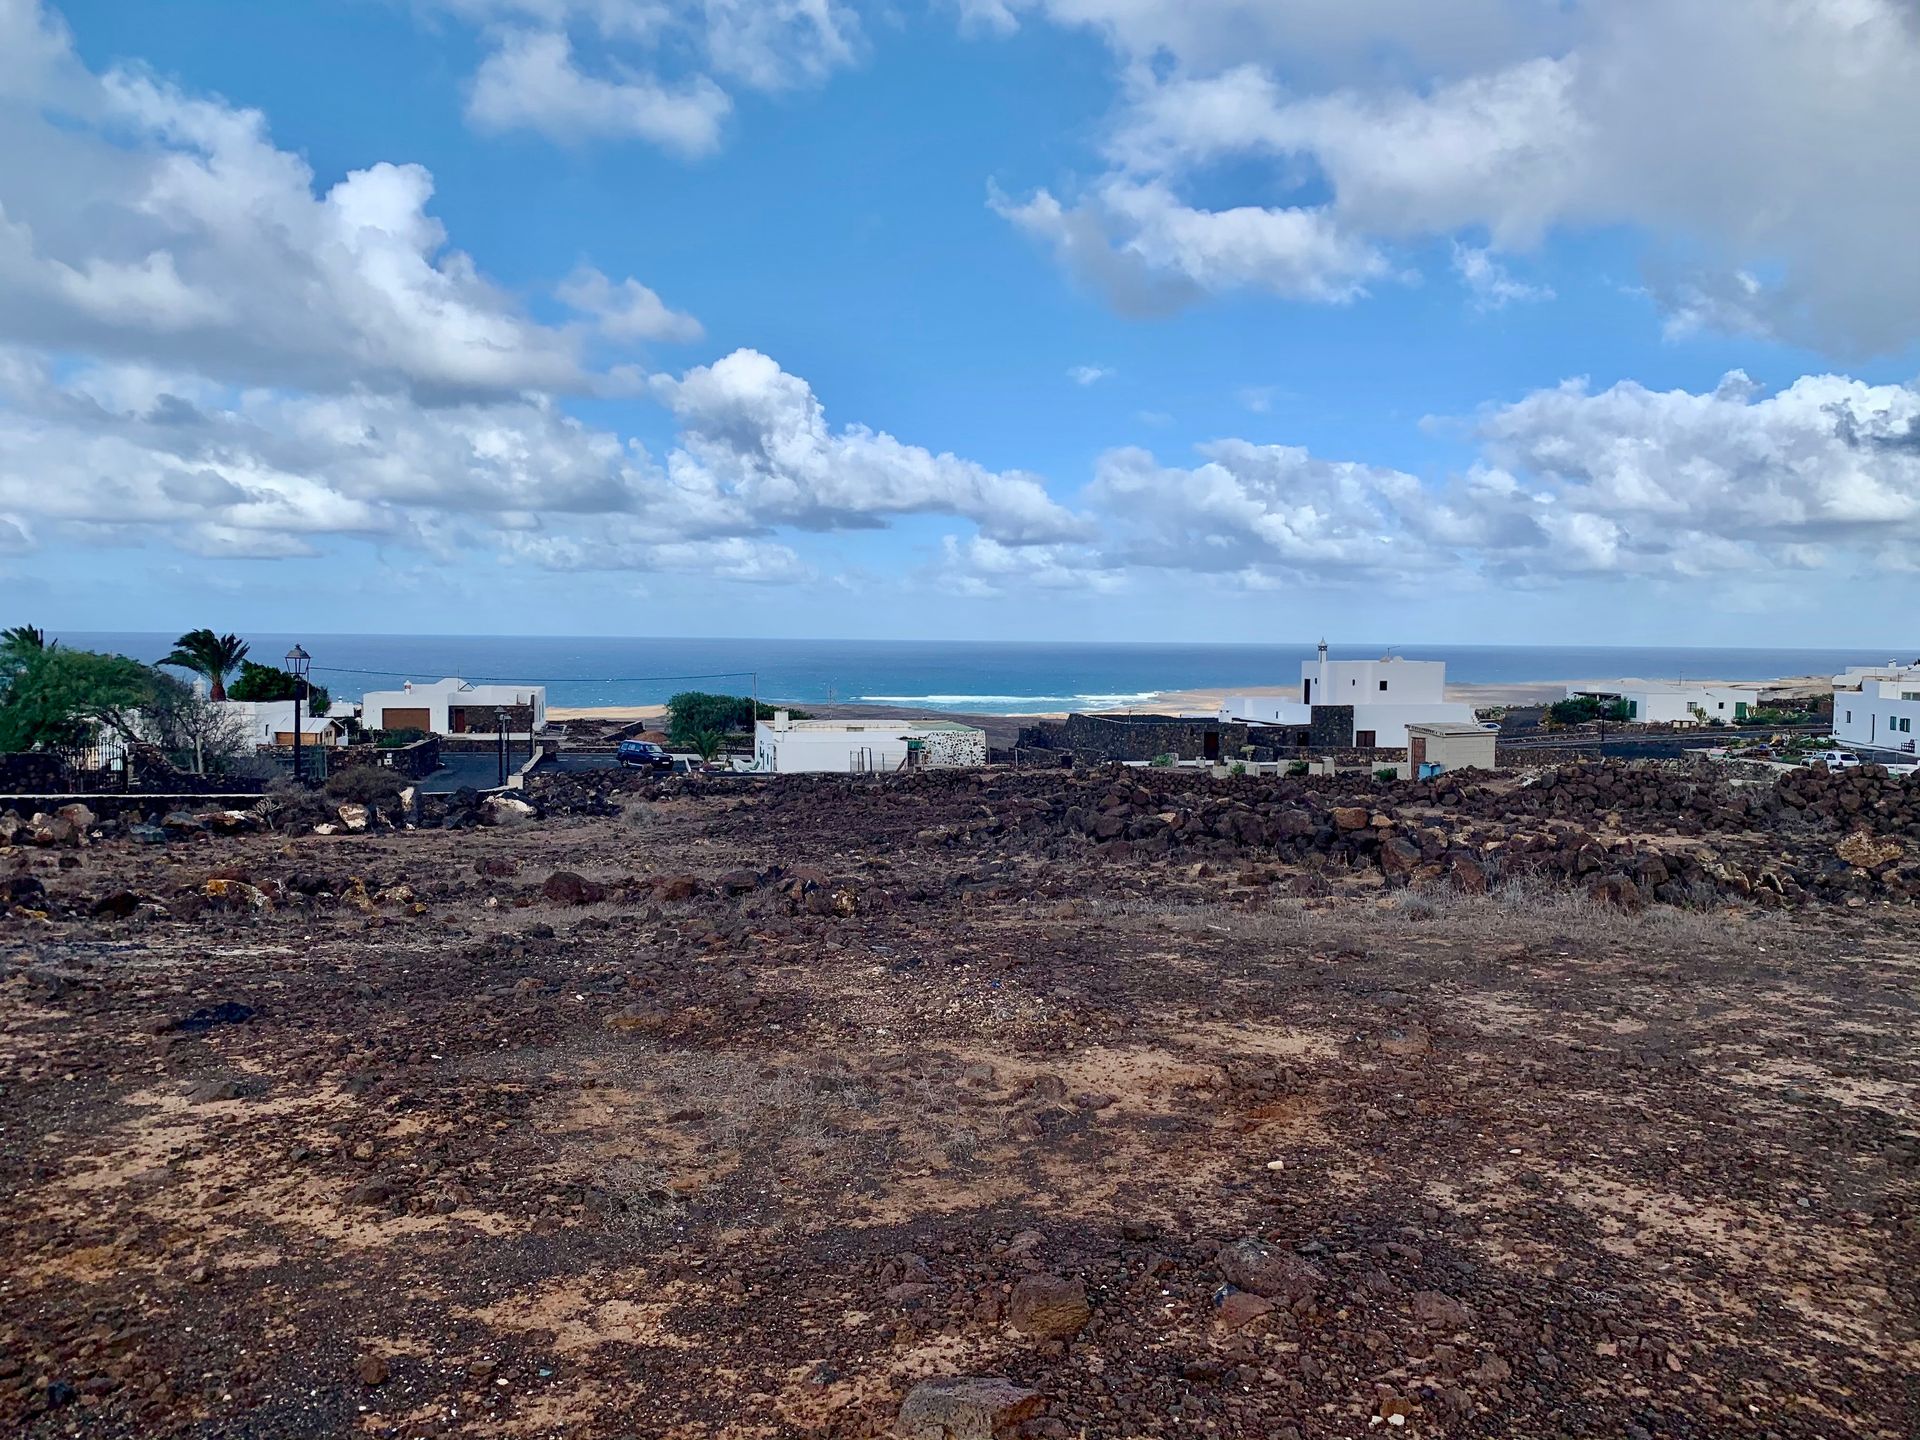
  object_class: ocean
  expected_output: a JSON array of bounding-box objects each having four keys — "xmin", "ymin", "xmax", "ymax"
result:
[{"xmin": 55, "ymin": 634, "xmax": 1899, "ymax": 714}]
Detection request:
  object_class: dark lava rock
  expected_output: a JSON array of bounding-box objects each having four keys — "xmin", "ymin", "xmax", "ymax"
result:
[
  {"xmin": 540, "ymin": 871, "xmax": 607, "ymax": 905},
  {"xmin": 1216, "ymin": 1237, "xmax": 1324, "ymax": 1303},
  {"xmin": 1008, "ymin": 1274, "xmax": 1091, "ymax": 1339}
]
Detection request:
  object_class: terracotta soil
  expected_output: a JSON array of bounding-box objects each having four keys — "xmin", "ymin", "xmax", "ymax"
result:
[{"xmin": 2, "ymin": 769, "xmax": 1917, "ymax": 1438}]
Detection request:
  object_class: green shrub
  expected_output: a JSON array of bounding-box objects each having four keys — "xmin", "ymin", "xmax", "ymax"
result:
[
  {"xmin": 666, "ymin": 692, "xmax": 812, "ymax": 747},
  {"xmin": 375, "ymin": 727, "xmax": 428, "ymax": 748},
  {"xmin": 1148, "ymin": 752, "xmax": 1175, "ymax": 767},
  {"xmin": 228, "ymin": 660, "xmax": 331, "ymax": 715},
  {"xmin": 1286, "ymin": 760, "xmax": 1310, "ymax": 777},
  {"xmin": 1229, "ymin": 761, "xmax": 1247, "ymax": 776},
  {"xmin": 1374, "ymin": 766, "xmax": 1400, "ymax": 782},
  {"xmin": 1548, "ymin": 695, "xmax": 1632, "ymax": 726}
]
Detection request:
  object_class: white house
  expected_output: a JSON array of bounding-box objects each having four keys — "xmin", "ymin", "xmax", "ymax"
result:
[
  {"xmin": 1220, "ymin": 645, "xmax": 1477, "ymax": 748},
  {"xmin": 215, "ymin": 699, "xmax": 348, "ymax": 748},
  {"xmin": 752, "ymin": 712, "xmax": 986, "ymax": 774},
  {"xmin": 1832, "ymin": 663, "xmax": 1920, "ymax": 757},
  {"xmin": 361, "ymin": 678, "xmax": 547, "ymax": 738},
  {"xmin": 1564, "ymin": 680, "xmax": 1756, "ymax": 725}
]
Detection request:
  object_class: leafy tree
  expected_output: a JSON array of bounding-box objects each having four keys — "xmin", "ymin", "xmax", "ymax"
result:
[
  {"xmin": 0, "ymin": 626, "xmax": 45, "ymax": 706},
  {"xmin": 0, "ymin": 646, "xmax": 171, "ymax": 751},
  {"xmin": 1547, "ymin": 695, "xmax": 1632, "ymax": 726},
  {"xmin": 159, "ymin": 629, "xmax": 250, "ymax": 702},
  {"xmin": 228, "ymin": 660, "xmax": 330, "ymax": 715},
  {"xmin": 665, "ymin": 691, "xmax": 807, "ymax": 747}
]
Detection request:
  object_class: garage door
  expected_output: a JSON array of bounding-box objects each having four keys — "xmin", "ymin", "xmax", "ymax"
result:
[{"xmin": 382, "ymin": 707, "xmax": 431, "ymax": 732}]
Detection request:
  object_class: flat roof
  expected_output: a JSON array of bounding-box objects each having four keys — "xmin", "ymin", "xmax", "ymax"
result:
[
  {"xmin": 766, "ymin": 718, "xmax": 982, "ymax": 733},
  {"xmin": 1406, "ymin": 722, "xmax": 1496, "ymax": 736}
]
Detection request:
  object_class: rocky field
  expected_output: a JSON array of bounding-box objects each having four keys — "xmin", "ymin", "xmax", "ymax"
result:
[{"xmin": 2, "ymin": 762, "xmax": 1917, "ymax": 1438}]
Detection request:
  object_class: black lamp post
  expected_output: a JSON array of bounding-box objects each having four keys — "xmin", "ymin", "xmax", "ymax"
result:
[
  {"xmin": 286, "ymin": 644, "xmax": 312, "ymax": 785},
  {"xmin": 495, "ymin": 706, "xmax": 509, "ymax": 787}
]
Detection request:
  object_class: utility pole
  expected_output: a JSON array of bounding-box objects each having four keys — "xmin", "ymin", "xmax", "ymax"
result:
[{"xmin": 496, "ymin": 706, "xmax": 509, "ymax": 787}]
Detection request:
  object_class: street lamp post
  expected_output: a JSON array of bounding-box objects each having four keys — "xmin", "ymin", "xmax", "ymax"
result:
[
  {"xmin": 286, "ymin": 644, "xmax": 311, "ymax": 786},
  {"xmin": 496, "ymin": 706, "xmax": 509, "ymax": 787}
]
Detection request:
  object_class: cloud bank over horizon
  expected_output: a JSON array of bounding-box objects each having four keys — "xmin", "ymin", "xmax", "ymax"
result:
[{"xmin": 3, "ymin": 0, "xmax": 1919, "ymax": 643}]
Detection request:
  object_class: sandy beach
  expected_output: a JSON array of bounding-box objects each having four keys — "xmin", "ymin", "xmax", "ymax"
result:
[{"xmin": 546, "ymin": 704, "xmax": 669, "ymax": 723}]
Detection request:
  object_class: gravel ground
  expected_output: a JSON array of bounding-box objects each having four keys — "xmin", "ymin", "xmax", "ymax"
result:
[{"xmin": 2, "ymin": 771, "xmax": 1916, "ymax": 1438}]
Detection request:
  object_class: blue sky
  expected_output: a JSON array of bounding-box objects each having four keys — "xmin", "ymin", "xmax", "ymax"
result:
[{"xmin": 4, "ymin": 0, "xmax": 1920, "ymax": 645}]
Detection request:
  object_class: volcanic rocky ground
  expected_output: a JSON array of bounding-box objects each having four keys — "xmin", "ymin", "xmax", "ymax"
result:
[{"xmin": 2, "ymin": 764, "xmax": 1917, "ymax": 1439}]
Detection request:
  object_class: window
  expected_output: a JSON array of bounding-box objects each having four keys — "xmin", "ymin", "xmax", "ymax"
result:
[
  {"xmin": 1716, "ymin": 702, "xmax": 1725, "ymax": 710},
  {"xmin": 1846, "ymin": 710, "xmax": 1852, "ymax": 723},
  {"xmin": 1379, "ymin": 680, "xmax": 1388, "ymax": 691}
]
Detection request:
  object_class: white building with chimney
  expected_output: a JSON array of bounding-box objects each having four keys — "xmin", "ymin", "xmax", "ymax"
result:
[{"xmin": 1219, "ymin": 644, "xmax": 1478, "ymax": 748}]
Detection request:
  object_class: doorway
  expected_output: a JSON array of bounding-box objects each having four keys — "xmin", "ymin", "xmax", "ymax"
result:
[{"xmin": 1355, "ymin": 729, "xmax": 1377, "ymax": 747}]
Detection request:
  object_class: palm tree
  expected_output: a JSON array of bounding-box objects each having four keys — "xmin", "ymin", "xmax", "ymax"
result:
[
  {"xmin": 159, "ymin": 629, "xmax": 249, "ymax": 702},
  {"xmin": 0, "ymin": 624, "xmax": 48, "ymax": 651}
]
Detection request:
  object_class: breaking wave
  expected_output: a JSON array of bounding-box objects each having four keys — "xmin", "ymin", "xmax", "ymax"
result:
[{"xmin": 854, "ymin": 691, "xmax": 1161, "ymax": 711}]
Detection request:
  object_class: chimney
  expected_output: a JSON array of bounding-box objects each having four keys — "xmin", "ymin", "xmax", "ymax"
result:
[
  {"xmin": 774, "ymin": 709, "xmax": 791, "ymax": 732},
  {"xmin": 403, "ymin": 680, "xmax": 413, "ymax": 693}
]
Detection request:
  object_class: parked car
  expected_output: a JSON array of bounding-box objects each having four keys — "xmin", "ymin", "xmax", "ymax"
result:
[
  {"xmin": 616, "ymin": 739, "xmax": 673, "ymax": 773},
  {"xmin": 1812, "ymin": 749, "xmax": 1861, "ymax": 769}
]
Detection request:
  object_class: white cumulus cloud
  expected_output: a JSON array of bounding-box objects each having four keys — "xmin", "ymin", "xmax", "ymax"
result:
[
  {"xmin": 986, "ymin": 0, "xmax": 1920, "ymax": 354},
  {"xmin": 651, "ymin": 348, "xmax": 1088, "ymax": 543},
  {"xmin": 440, "ymin": 0, "xmax": 861, "ymax": 151}
]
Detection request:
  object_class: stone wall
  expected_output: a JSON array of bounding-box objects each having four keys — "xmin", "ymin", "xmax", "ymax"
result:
[
  {"xmin": 1309, "ymin": 706, "xmax": 1355, "ymax": 748},
  {"xmin": 0, "ymin": 753, "xmax": 66, "ymax": 793},
  {"xmin": 919, "ymin": 728, "xmax": 987, "ymax": 768},
  {"xmin": 1017, "ymin": 713, "xmax": 1254, "ymax": 764},
  {"xmin": 990, "ymin": 757, "xmax": 1920, "ymax": 908},
  {"xmin": 330, "ymin": 736, "xmax": 442, "ymax": 779}
]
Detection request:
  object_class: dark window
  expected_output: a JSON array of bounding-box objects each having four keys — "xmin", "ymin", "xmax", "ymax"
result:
[{"xmin": 1379, "ymin": 680, "xmax": 1388, "ymax": 691}]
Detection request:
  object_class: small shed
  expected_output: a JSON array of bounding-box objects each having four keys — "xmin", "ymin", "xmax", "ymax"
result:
[{"xmin": 1407, "ymin": 721, "xmax": 1497, "ymax": 777}]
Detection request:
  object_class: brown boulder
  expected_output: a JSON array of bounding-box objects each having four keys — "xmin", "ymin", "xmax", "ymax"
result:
[
  {"xmin": 1008, "ymin": 1274, "xmax": 1091, "ymax": 1339},
  {"xmin": 1380, "ymin": 836, "xmax": 1421, "ymax": 876},
  {"xmin": 1216, "ymin": 1291, "xmax": 1275, "ymax": 1329},
  {"xmin": 1330, "ymin": 806, "xmax": 1370, "ymax": 832},
  {"xmin": 1446, "ymin": 852, "xmax": 1488, "ymax": 894},
  {"xmin": 1216, "ymin": 1238, "xmax": 1323, "ymax": 1302},
  {"xmin": 653, "ymin": 874, "xmax": 700, "ymax": 902},
  {"xmin": 540, "ymin": 871, "xmax": 607, "ymax": 905},
  {"xmin": 896, "ymin": 1377, "xmax": 1044, "ymax": 1440},
  {"xmin": 1411, "ymin": 1290, "xmax": 1472, "ymax": 1331},
  {"xmin": 202, "ymin": 878, "xmax": 272, "ymax": 912},
  {"xmin": 1836, "ymin": 829, "xmax": 1902, "ymax": 869}
]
